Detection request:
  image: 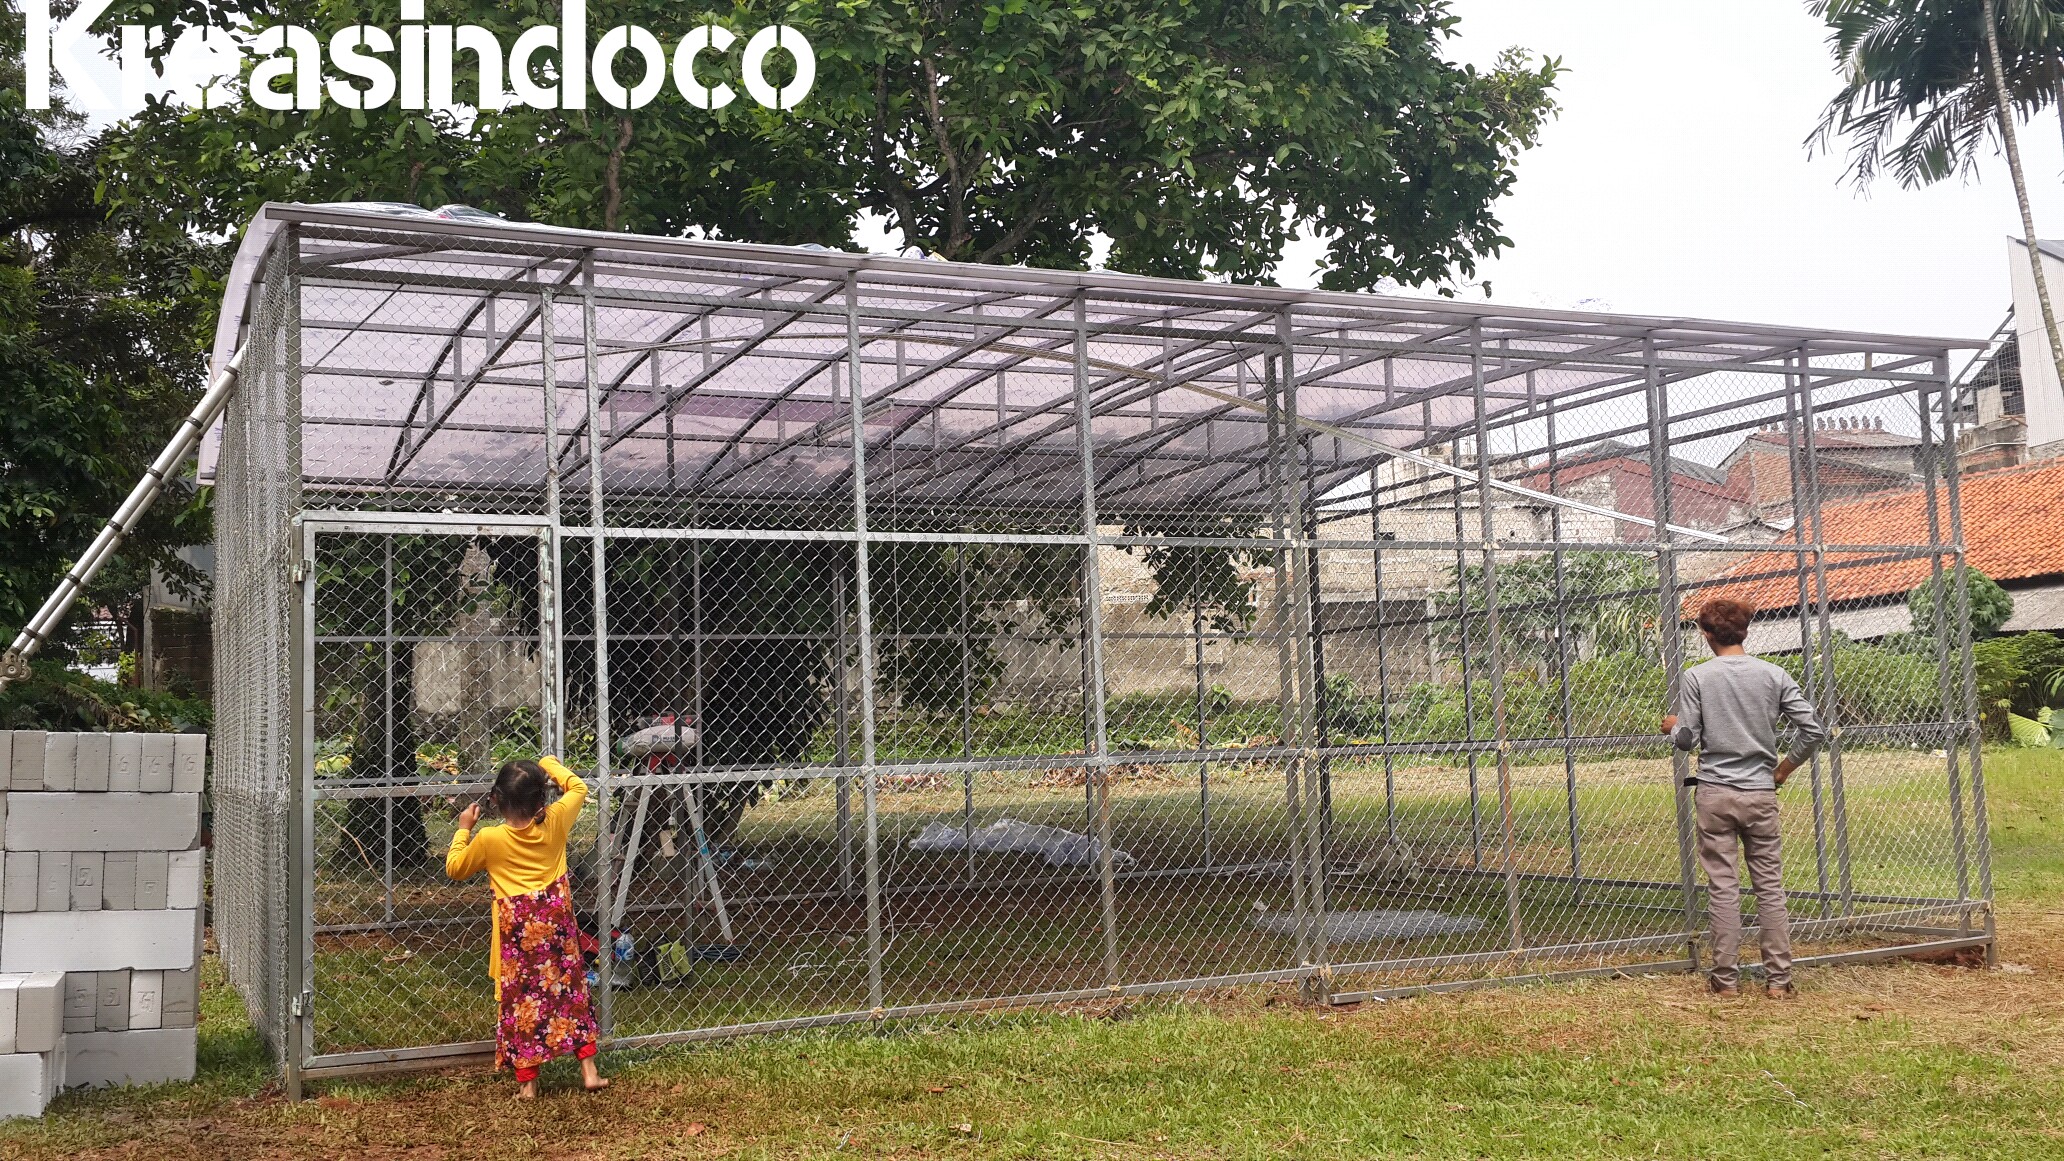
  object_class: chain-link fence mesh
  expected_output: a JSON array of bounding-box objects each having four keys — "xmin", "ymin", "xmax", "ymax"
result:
[
  {"xmin": 204, "ymin": 209, "xmax": 1990, "ymax": 1082},
  {"xmin": 212, "ymin": 238, "xmax": 299, "ymax": 1058}
]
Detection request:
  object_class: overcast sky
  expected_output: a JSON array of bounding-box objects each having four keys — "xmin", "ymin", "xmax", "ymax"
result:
[{"xmin": 1279, "ymin": 0, "xmax": 2064, "ymax": 346}]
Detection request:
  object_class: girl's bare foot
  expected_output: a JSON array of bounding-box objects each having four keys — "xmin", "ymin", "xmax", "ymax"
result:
[
  {"xmin": 581, "ymin": 1057, "xmax": 610, "ymax": 1092},
  {"xmin": 516, "ymin": 1079, "xmax": 538, "ymax": 1101}
]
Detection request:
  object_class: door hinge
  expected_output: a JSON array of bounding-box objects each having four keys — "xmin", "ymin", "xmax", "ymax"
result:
[
  {"xmin": 290, "ymin": 558, "xmax": 312, "ymax": 583},
  {"xmin": 292, "ymin": 988, "xmax": 313, "ymax": 1017}
]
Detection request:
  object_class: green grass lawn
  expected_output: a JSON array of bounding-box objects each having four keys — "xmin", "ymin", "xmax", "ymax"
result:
[{"xmin": 5, "ymin": 747, "xmax": 2062, "ymax": 1159}]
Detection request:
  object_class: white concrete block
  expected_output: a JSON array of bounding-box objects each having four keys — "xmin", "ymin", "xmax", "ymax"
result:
[
  {"xmin": 63, "ymin": 973, "xmax": 94, "ymax": 1034},
  {"xmin": 173, "ymin": 734, "xmax": 205, "ymax": 794},
  {"xmin": 9, "ymin": 732, "xmax": 44, "ymax": 792},
  {"xmin": 167, "ymin": 850, "xmax": 202, "ymax": 911},
  {"xmin": 0, "ymin": 909, "xmax": 201, "ymax": 973},
  {"xmin": 161, "ymin": 968, "xmax": 196, "ymax": 1029},
  {"xmin": 0, "ymin": 1051, "xmax": 61, "ymax": 1119},
  {"xmin": 63, "ymin": 1027, "xmax": 195, "ymax": 1090},
  {"xmin": 108, "ymin": 733, "xmax": 142, "ymax": 792},
  {"xmin": 73, "ymin": 732, "xmax": 111, "ymax": 793},
  {"xmin": 133, "ymin": 851, "xmax": 167, "ymax": 910},
  {"xmin": 35, "ymin": 853, "xmax": 70, "ymax": 913},
  {"xmin": 101, "ymin": 852, "xmax": 135, "ymax": 911},
  {"xmin": 71, "ymin": 852, "xmax": 102, "ymax": 912},
  {"xmin": 4, "ymin": 792, "xmax": 200, "ymax": 852},
  {"xmin": 95, "ymin": 970, "xmax": 129, "ymax": 1032},
  {"xmin": 15, "ymin": 973, "xmax": 61, "ymax": 1054},
  {"xmin": 140, "ymin": 735, "xmax": 175, "ymax": 794},
  {"xmin": 0, "ymin": 976, "xmax": 17, "ymax": 1055},
  {"xmin": 0, "ymin": 853, "xmax": 31, "ymax": 914},
  {"xmin": 128, "ymin": 970, "xmax": 162, "ymax": 1031},
  {"xmin": 41, "ymin": 732, "xmax": 76, "ymax": 792}
]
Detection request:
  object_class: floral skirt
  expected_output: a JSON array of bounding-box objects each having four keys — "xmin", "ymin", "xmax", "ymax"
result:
[{"xmin": 493, "ymin": 874, "xmax": 599, "ymax": 1075}]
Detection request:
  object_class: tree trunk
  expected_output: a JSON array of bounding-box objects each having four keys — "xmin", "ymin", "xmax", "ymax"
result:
[
  {"xmin": 603, "ymin": 117, "xmax": 632, "ymax": 231},
  {"xmin": 340, "ymin": 644, "xmax": 430, "ymax": 872},
  {"xmin": 1981, "ymin": 0, "xmax": 2064, "ymax": 399}
]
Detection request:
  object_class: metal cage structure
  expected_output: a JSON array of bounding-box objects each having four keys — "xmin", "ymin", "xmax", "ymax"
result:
[{"xmin": 204, "ymin": 204, "xmax": 1994, "ymax": 1090}]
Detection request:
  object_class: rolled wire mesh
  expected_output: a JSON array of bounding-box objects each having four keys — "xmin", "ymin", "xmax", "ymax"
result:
[{"xmin": 202, "ymin": 212, "xmax": 1988, "ymax": 1078}]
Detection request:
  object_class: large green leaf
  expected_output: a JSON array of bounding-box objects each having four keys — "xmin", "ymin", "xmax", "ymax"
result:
[{"xmin": 2008, "ymin": 708, "xmax": 2054, "ymax": 748}]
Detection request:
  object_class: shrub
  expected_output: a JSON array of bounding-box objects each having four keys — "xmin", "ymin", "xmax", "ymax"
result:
[
  {"xmin": 0, "ymin": 659, "xmax": 211, "ymax": 732},
  {"xmin": 1566, "ymin": 654, "xmax": 1667, "ymax": 737},
  {"xmin": 1909, "ymin": 567, "xmax": 2014, "ymax": 640},
  {"xmin": 1974, "ymin": 631, "xmax": 2064, "ymax": 744},
  {"xmin": 1829, "ymin": 640, "xmax": 1945, "ymax": 724}
]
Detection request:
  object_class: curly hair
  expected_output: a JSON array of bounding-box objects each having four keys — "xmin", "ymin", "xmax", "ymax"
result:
[
  {"xmin": 1695, "ymin": 597, "xmax": 1755, "ymax": 648},
  {"xmin": 489, "ymin": 759, "xmax": 551, "ymax": 825}
]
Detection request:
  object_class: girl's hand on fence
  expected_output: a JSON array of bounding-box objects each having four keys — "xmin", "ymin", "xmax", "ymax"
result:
[{"xmin": 457, "ymin": 802, "xmax": 481, "ymax": 831}]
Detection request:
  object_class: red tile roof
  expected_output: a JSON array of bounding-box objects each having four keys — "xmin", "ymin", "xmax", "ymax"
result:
[{"xmin": 1695, "ymin": 458, "xmax": 2064, "ymax": 614}]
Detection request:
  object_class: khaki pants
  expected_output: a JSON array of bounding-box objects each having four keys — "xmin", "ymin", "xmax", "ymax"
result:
[{"xmin": 1695, "ymin": 783, "xmax": 1792, "ymax": 988}]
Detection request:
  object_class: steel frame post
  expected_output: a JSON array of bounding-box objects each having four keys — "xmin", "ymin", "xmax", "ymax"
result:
[
  {"xmin": 1473, "ymin": 332, "xmax": 1524, "ymax": 954},
  {"xmin": 690, "ymin": 534, "xmax": 706, "ymax": 910},
  {"xmin": 1448, "ymin": 438, "xmax": 1484, "ymax": 869},
  {"xmin": 1370, "ymin": 460, "xmax": 1398, "ymax": 843},
  {"xmin": 289, "ymin": 518, "xmax": 315, "ymax": 1101},
  {"xmin": 1299, "ymin": 342, "xmax": 1336, "ymax": 875},
  {"xmin": 1261, "ymin": 348, "xmax": 1311, "ymax": 978},
  {"xmin": 382, "ymin": 536, "xmax": 397, "ymax": 926},
  {"xmin": 1918, "ymin": 357, "xmax": 1974, "ymax": 929},
  {"xmin": 1783, "ymin": 354, "xmax": 1835, "ymax": 922},
  {"xmin": 958, "ymin": 545, "xmax": 977, "ymax": 882},
  {"xmin": 540, "ymin": 299, "xmax": 567, "ymax": 758},
  {"xmin": 1286, "ymin": 316, "xmax": 1330, "ymax": 994},
  {"xmin": 1372, "ymin": 358, "xmax": 1399, "ymax": 842},
  {"xmin": 575, "ymin": 271, "xmax": 619, "ymax": 1037},
  {"xmin": 834, "ymin": 558, "xmax": 855, "ymax": 898},
  {"xmin": 846, "ymin": 275, "xmax": 886, "ymax": 1012},
  {"xmin": 1193, "ymin": 596, "xmax": 1213, "ymax": 868},
  {"xmin": 1937, "ymin": 351, "xmax": 1997, "ymax": 961},
  {"xmin": 1543, "ymin": 394, "xmax": 1581, "ymax": 904},
  {"xmin": 1648, "ymin": 337, "xmax": 1702, "ymax": 971},
  {"xmin": 1073, "ymin": 293, "xmax": 1122, "ymax": 989},
  {"xmin": 1303, "ymin": 448, "xmax": 1334, "ymax": 872},
  {"xmin": 284, "ymin": 239, "xmax": 315, "ymax": 1099},
  {"xmin": 1795, "ymin": 357, "xmax": 1856, "ymax": 917},
  {"xmin": 536, "ymin": 528, "xmax": 567, "ymax": 888}
]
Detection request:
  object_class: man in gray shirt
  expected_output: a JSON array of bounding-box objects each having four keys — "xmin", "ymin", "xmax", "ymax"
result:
[{"xmin": 1661, "ymin": 597, "xmax": 1825, "ymax": 998}]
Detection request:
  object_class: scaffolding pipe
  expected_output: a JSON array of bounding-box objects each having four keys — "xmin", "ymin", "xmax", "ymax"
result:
[{"xmin": 0, "ymin": 344, "xmax": 248, "ymax": 689}]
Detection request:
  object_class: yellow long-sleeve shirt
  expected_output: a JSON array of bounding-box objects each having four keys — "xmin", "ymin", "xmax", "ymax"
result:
[{"xmin": 446, "ymin": 756, "xmax": 589, "ymax": 983}]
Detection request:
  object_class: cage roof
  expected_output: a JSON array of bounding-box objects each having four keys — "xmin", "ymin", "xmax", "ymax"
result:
[{"xmin": 200, "ymin": 203, "xmax": 1980, "ymax": 522}]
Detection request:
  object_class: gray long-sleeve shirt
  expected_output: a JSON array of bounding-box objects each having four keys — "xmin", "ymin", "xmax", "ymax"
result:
[{"xmin": 1670, "ymin": 654, "xmax": 1825, "ymax": 791}]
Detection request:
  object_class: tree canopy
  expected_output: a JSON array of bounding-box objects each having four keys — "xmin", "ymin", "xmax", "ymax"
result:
[
  {"xmin": 103, "ymin": 0, "xmax": 1559, "ymax": 289},
  {"xmin": 1807, "ymin": 0, "xmax": 2064, "ymax": 399},
  {"xmin": 1809, "ymin": 0, "xmax": 2064, "ymax": 189},
  {"xmin": 0, "ymin": 29, "xmax": 220, "ymax": 647}
]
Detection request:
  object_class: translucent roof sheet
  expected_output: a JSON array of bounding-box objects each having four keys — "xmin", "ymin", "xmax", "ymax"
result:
[{"xmin": 200, "ymin": 203, "xmax": 1979, "ymax": 523}]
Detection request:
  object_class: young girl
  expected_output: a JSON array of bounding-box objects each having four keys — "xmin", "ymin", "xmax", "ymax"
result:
[{"xmin": 447, "ymin": 756, "xmax": 610, "ymax": 1099}]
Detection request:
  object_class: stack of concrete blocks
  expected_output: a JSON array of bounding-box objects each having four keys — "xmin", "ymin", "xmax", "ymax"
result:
[{"xmin": 0, "ymin": 730, "xmax": 204, "ymax": 1118}]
